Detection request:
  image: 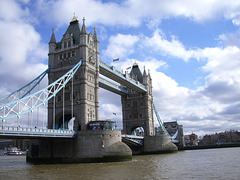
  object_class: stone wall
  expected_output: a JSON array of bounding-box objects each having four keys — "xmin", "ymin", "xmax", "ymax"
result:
[
  {"xmin": 26, "ymin": 130, "xmax": 132, "ymax": 163},
  {"xmin": 143, "ymin": 135, "xmax": 178, "ymax": 154}
]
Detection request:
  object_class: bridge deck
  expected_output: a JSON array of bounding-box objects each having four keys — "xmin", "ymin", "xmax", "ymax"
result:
[{"xmin": 0, "ymin": 126, "xmax": 76, "ymax": 139}]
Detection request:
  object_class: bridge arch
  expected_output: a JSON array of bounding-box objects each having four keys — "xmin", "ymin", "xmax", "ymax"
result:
[
  {"xmin": 55, "ymin": 110, "xmax": 77, "ymax": 130},
  {"xmin": 131, "ymin": 126, "xmax": 144, "ymax": 136}
]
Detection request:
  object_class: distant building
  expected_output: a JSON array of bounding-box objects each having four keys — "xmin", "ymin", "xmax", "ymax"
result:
[
  {"xmin": 200, "ymin": 130, "xmax": 240, "ymax": 145},
  {"xmin": 184, "ymin": 133, "xmax": 198, "ymax": 146}
]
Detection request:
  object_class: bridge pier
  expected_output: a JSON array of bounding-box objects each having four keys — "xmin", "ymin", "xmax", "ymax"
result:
[
  {"xmin": 143, "ymin": 135, "xmax": 178, "ymax": 154},
  {"xmin": 26, "ymin": 130, "xmax": 132, "ymax": 164}
]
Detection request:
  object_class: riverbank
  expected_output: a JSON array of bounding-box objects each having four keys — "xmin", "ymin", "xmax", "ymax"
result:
[{"xmin": 179, "ymin": 143, "xmax": 240, "ymax": 150}]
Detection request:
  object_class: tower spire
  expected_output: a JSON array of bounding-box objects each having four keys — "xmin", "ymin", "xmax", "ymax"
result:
[
  {"xmin": 70, "ymin": 12, "xmax": 78, "ymax": 22},
  {"xmin": 143, "ymin": 66, "xmax": 147, "ymax": 77},
  {"xmin": 49, "ymin": 27, "xmax": 56, "ymax": 43},
  {"xmin": 80, "ymin": 17, "xmax": 87, "ymax": 34},
  {"xmin": 93, "ymin": 26, "xmax": 99, "ymax": 42}
]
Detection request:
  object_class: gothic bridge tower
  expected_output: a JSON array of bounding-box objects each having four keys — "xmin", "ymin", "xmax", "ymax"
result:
[
  {"xmin": 121, "ymin": 62, "xmax": 155, "ymax": 136},
  {"xmin": 48, "ymin": 16, "xmax": 99, "ymax": 131}
]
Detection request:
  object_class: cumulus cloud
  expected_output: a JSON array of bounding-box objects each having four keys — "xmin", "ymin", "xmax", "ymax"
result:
[
  {"xmin": 33, "ymin": 0, "xmax": 240, "ymax": 28},
  {"xmin": 218, "ymin": 31, "xmax": 240, "ymax": 47},
  {"xmin": 99, "ymin": 29, "xmax": 240, "ymax": 135},
  {"xmin": 102, "ymin": 34, "xmax": 139, "ymax": 59},
  {"xmin": 143, "ymin": 29, "xmax": 195, "ymax": 61},
  {"xmin": 0, "ymin": 0, "xmax": 48, "ymax": 95}
]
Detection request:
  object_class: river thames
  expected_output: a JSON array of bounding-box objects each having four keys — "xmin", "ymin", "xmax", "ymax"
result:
[{"xmin": 0, "ymin": 147, "xmax": 239, "ymax": 180}]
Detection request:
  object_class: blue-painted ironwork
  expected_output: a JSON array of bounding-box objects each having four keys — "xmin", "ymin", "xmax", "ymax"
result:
[
  {"xmin": 153, "ymin": 102, "xmax": 178, "ymax": 140},
  {"xmin": 99, "ymin": 77, "xmax": 129, "ymax": 95},
  {"xmin": 99, "ymin": 60, "xmax": 147, "ymax": 93},
  {"xmin": 0, "ymin": 59, "xmax": 82, "ymax": 121},
  {"xmin": 0, "ymin": 126, "xmax": 75, "ymax": 138},
  {"xmin": 0, "ymin": 67, "xmax": 50, "ymax": 105},
  {"xmin": 121, "ymin": 134, "xmax": 144, "ymax": 146}
]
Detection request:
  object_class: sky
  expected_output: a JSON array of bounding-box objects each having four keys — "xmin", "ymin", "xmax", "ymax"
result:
[{"xmin": 1, "ymin": 0, "xmax": 240, "ymax": 137}]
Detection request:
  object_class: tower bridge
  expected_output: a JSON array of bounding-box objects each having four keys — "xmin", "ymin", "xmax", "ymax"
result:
[{"xmin": 0, "ymin": 16, "xmax": 177, "ymax": 163}]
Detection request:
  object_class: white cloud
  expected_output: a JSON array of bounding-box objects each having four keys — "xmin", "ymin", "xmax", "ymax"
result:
[
  {"xmin": 0, "ymin": 0, "xmax": 48, "ymax": 95},
  {"xmin": 100, "ymin": 30, "xmax": 240, "ymax": 136},
  {"xmin": 102, "ymin": 34, "xmax": 139, "ymax": 59},
  {"xmin": 0, "ymin": 0, "xmax": 29, "ymax": 22},
  {"xmin": 218, "ymin": 31, "xmax": 240, "ymax": 47},
  {"xmin": 33, "ymin": 0, "xmax": 240, "ymax": 28},
  {"xmin": 143, "ymin": 29, "xmax": 195, "ymax": 61}
]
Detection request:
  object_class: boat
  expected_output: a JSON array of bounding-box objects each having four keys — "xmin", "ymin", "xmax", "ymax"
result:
[{"xmin": 7, "ymin": 147, "xmax": 26, "ymax": 155}]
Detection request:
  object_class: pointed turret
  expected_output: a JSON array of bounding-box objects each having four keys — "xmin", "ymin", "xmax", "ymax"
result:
[
  {"xmin": 130, "ymin": 61, "xmax": 143, "ymax": 83},
  {"xmin": 143, "ymin": 66, "xmax": 147, "ymax": 85},
  {"xmin": 147, "ymin": 69, "xmax": 152, "ymax": 95},
  {"xmin": 49, "ymin": 27, "xmax": 56, "ymax": 54},
  {"xmin": 48, "ymin": 27, "xmax": 56, "ymax": 68},
  {"xmin": 148, "ymin": 69, "xmax": 151, "ymax": 79},
  {"xmin": 93, "ymin": 26, "xmax": 99, "ymax": 42},
  {"xmin": 143, "ymin": 66, "xmax": 147, "ymax": 77},
  {"xmin": 49, "ymin": 27, "xmax": 56, "ymax": 43},
  {"xmin": 60, "ymin": 14, "xmax": 81, "ymax": 45},
  {"xmin": 80, "ymin": 17, "xmax": 88, "ymax": 34}
]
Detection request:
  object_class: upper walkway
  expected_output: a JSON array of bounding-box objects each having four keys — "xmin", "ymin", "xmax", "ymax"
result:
[
  {"xmin": 99, "ymin": 77, "xmax": 129, "ymax": 95},
  {"xmin": 99, "ymin": 60, "xmax": 147, "ymax": 93}
]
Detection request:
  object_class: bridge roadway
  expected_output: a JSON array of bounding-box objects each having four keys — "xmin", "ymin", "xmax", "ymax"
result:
[
  {"xmin": 0, "ymin": 126, "xmax": 76, "ymax": 139},
  {"xmin": 99, "ymin": 60, "xmax": 147, "ymax": 94},
  {"xmin": 0, "ymin": 126, "xmax": 145, "ymax": 144}
]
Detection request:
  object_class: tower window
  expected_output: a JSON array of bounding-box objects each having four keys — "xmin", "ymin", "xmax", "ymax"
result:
[
  {"xmin": 133, "ymin": 101, "xmax": 137, "ymax": 107},
  {"xmin": 72, "ymin": 51, "xmax": 75, "ymax": 57},
  {"xmin": 64, "ymin": 42, "xmax": 67, "ymax": 48},
  {"xmin": 68, "ymin": 41, "xmax": 71, "ymax": 47},
  {"xmin": 133, "ymin": 113, "xmax": 138, "ymax": 118}
]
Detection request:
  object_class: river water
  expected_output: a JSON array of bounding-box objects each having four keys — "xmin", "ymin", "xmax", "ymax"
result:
[{"xmin": 0, "ymin": 147, "xmax": 239, "ymax": 180}]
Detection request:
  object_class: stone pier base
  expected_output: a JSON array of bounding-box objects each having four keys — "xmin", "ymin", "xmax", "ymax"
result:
[
  {"xmin": 26, "ymin": 130, "xmax": 132, "ymax": 164},
  {"xmin": 143, "ymin": 135, "xmax": 178, "ymax": 154}
]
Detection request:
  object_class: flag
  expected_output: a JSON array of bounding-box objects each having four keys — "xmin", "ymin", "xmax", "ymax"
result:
[
  {"xmin": 113, "ymin": 58, "xmax": 119, "ymax": 62},
  {"xmin": 126, "ymin": 66, "xmax": 131, "ymax": 70}
]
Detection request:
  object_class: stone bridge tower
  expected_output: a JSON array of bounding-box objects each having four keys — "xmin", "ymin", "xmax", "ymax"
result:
[
  {"xmin": 121, "ymin": 63, "xmax": 155, "ymax": 136},
  {"xmin": 48, "ymin": 16, "xmax": 99, "ymax": 131}
]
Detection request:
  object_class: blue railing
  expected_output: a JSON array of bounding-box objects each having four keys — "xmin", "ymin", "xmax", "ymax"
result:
[
  {"xmin": 99, "ymin": 77, "xmax": 129, "ymax": 95},
  {"xmin": 99, "ymin": 60, "xmax": 147, "ymax": 92},
  {"xmin": 0, "ymin": 126, "xmax": 76, "ymax": 138}
]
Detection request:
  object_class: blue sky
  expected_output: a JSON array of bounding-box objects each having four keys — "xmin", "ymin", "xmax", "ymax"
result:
[{"xmin": 1, "ymin": 0, "xmax": 240, "ymax": 136}]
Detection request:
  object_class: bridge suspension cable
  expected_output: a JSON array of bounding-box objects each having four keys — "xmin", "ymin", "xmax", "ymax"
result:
[
  {"xmin": 0, "ymin": 59, "xmax": 82, "ymax": 122},
  {"xmin": 0, "ymin": 67, "xmax": 50, "ymax": 105},
  {"xmin": 153, "ymin": 102, "xmax": 178, "ymax": 140}
]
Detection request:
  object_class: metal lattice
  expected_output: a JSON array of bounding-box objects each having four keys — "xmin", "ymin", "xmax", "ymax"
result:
[
  {"xmin": 0, "ymin": 59, "xmax": 82, "ymax": 121},
  {"xmin": 0, "ymin": 67, "xmax": 50, "ymax": 105}
]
